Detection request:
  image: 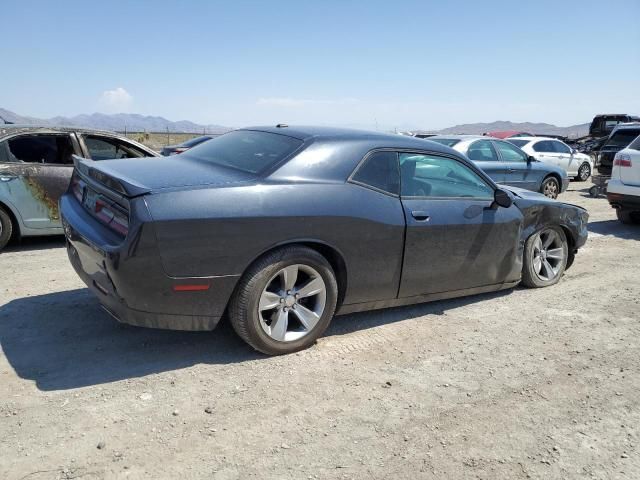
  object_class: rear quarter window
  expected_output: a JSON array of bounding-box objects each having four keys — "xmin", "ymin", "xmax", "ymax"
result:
[
  {"xmin": 628, "ymin": 134, "xmax": 640, "ymax": 150},
  {"xmin": 183, "ymin": 130, "xmax": 303, "ymax": 174}
]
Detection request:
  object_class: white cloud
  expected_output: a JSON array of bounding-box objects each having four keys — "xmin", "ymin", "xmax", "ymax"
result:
[
  {"xmin": 99, "ymin": 87, "xmax": 133, "ymax": 113},
  {"xmin": 257, "ymin": 97, "xmax": 358, "ymax": 108}
]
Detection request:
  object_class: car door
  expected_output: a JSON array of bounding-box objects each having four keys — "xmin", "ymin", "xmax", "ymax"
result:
[
  {"xmin": 79, "ymin": 134, "xmax": 154, "ymax": 160},
  {"xmin": 493, "ymin": 140, "xmax": 538, "ymax": 190},
  {"xmin": 465, "ymin": 139, "xmax": 507, "ymax": 184},
  {"xmin": 0, "ymin": 133, "xmax": 78, "ymax": 229},
  {"xmin": 397, "ymin": 151, "xmax": 522, "ymax": 298},
  {"xmin": 551, "ymin": 140, "xmax": 575, "ymax": 175},
  {"xmin": 532, "ymin": 140, "xmax": 559, "ymax": 167}
]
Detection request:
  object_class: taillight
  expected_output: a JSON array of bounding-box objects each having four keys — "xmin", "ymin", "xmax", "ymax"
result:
[
  {"xmin": 93, "ymin": 198, "xmax": 129, "ymax": 236},
  {"xmin": 71, "ymin": 173, "xmax": 84, "ymax": 203},
  {"xmin": 614, "ymin": 153, "xmax": 632, "ymax": 167}
]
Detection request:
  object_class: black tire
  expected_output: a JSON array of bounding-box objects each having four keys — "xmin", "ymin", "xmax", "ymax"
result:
[
  {"xmin": 540, "ymin": 176, "xmax": 560, "ymax": 199},
  {"xmin": 521, "ymin": 226, "xmax": 568, "ymax": 288},
  {"xmin": 575, "ymin": 162, "xmax": 591, "ymax": 182},
  {"xmin": 616, "ymin": 209, "xmax": 640, "ymax": 225},
  {"xmin": 0, "ymin": 207, "xmax": 13, "ymax": 252},
  {"xmin": 229, "ymin": 246, "xmax": 338, "ymax": 355}
]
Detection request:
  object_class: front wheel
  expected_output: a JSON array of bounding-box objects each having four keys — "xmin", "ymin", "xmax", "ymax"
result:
[
  {"xmin": 575, "ymin": 163, "xmax": 591, "ymax": 182},
  {"xmin": 229, "ymin": 246, "xmax": 338, "ymax": 355},
  {"xmin": 540, "ymin": 177, "xmax": 560, "ymax": 199},
  {"xmin": 521, "ymin": 227, "xmax": 568, "ymax": 288}
]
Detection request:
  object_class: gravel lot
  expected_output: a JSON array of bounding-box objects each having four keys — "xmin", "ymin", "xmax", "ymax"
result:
[{"xmin": 1, "ymin": 183, "xmax": 639, "ymax": 480}]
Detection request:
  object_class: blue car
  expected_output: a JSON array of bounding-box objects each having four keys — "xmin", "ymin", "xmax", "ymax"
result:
[{"xmin": 429, "ymin": 135, "xmax": 569, "ymax": 199}]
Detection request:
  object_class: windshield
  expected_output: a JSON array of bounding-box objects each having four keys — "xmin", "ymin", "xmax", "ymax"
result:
[
  {"xmin": 429, "ymin": 138, "xmax": 461, "ymax": 147},
  {"xmin": 604, "ymin": 129, "xmax": 640, "ymax": 149},
  {"xmin": 506, "ymin": 139, "xmax": 530, "ymax": 148},
  {"xmin": 183, "ymin": 130, "xmax": 303, "ymax": 174}
]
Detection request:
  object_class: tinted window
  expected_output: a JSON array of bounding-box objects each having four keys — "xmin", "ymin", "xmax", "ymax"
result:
[
  {"xmin": 399, "ymin": 153, "xmax": 493, "ymax": 198},
  {"xmin": 430, "ymin": 138, "xmax": 461, "ymax": 147},
  {"xmin": 184, "ymin": 130, "xmax": 303, "ymax": 174},
  {"xmin": 467, "ymin": 140, "xmax": 498, "ymax": 162},
  {"xmin": 552, "ymin": 141, "xmax": 571, "ymax": 154},
  {"xmin": 604, "ymin": 129, "xmax": 640, "ymax": 148},
  {"xmin": 352, "ymin": 151, "xmax": 399, "ymax": 195},
  {"xmin": 84, "ymin": 136, "xmax": 148, "ymax": 161},
  {"xmin": 533, "ymin": 140, "xmax": 554, "ymax": 153},
  {"xmin": 7, "ymin": 134, "xmax": 74, "ymax": 164},
  {"xmin": 507, "ymin": 139, "xmax": 530, "ymax": 148},
  {"xmin": 628, "ymin": 134, "xmax": 640, "ymax": 150},
  {"xmin": 494, "ymin": 141, "xmax": 527, "ymax": 162}
]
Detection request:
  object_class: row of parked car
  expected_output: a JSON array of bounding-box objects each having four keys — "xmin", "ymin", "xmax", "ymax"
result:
[{"xmin": 0, "ymin": 119, "xmax": 638, "ymax": 252}]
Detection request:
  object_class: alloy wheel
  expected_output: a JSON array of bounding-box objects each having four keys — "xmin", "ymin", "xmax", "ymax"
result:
[
  {"xmin": 532, "ymin": 229, "xmax": 565, "ymax": 281},
  {"xmin": 543, "ymin": 179, "xmax": 559, "ymax": 199},
  {"xmin": 579, "ymin": 163, "xmax": 590, "ymax": 181},
  {"xmin": 258, "ymin": 264, "xmax": 327, "ymax": 342}
]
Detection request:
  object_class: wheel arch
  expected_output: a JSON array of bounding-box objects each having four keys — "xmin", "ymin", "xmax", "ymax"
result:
[
  {"xmin": 240, "ymin": 239, "xmax": 348, "ymax": 308},
  {"xmin": 0, "ymin": 199, "xmax": 21, "ymax": 241}
]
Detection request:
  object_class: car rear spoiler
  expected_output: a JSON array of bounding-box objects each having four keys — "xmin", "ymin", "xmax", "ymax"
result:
[{"xmin": 72, "ymin": 155, "xmax": 151, "ymax": 197}]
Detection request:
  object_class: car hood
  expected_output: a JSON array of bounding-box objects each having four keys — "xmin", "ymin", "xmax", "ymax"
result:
[
  {"xmin": 502, "ymin": 185, "xmax": 586, "ymax": 211},
  {"xmin": 83, "ymin": 155, "xmax": 256, "ymax": 195}
]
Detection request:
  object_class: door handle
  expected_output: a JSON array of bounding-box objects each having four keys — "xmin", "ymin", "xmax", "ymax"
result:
[
  {"xmin": 411, "ymin": 211, "xmax": 430, "ymax": 221},
  {"xmin": 0, "ymin": 175, "xmax": 18, "ymax": 182}
]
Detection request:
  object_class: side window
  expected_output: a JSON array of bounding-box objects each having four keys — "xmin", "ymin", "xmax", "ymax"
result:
[
  {"xmin": 628, "ymin": 134, "xmax": 640, "ymax": 151},
  {"xmin": 467, "ymin": 140, "xmax": 498, "ymax": 162},
  {"xmin": 351, "ymin": 151, "xmax": 400, "ymax": 195},
  {"xmin": 533, "ymin": 141, "xmax": 553, "ymax": 152},
  {"xmin": 7, "ymin": 134, "xmax": 75, "ymax": 164},
  {"xmin": 399, "ymin": 152, "xmax": 494, "ymax": 199},
  {"xmin": 494, "ymin": 141, "xmax": 527, "ymax": 162},
  {"xmin": 552, "ymin": 141, "xmax": 571, "ymax": 154},
  {"xmin": 83, "ymin": 135, "xmax": 148, "ymax": 161}
]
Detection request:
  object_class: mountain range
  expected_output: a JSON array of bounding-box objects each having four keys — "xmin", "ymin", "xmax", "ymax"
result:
[
  {"xmin": 0, "ymin": 107, "xmax": 589, "ymax": 138},
  {"xmin": 0, "ymin": 108, "xmax": 230, "ymax": 134}
]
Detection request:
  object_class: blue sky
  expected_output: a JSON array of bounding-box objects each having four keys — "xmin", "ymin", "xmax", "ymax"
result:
[{"xmin": 2, "ymin": 0, "xmax": 639, "ymax": 130}]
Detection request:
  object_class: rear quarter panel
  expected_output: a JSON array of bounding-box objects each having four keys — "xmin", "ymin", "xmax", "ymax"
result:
[{"xmin": 145, "ymin": 183, "xmax": 407, "ymax": 305}]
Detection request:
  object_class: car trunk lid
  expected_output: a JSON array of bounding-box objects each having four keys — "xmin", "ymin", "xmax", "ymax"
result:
[{"xmin": 616, "ymin": 149, "xmax": 640, "ymax": 187}]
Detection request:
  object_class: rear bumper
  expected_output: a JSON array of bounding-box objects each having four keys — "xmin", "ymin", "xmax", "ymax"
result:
[
  {"xmin": 607, "ymin": 182, "xmax": 640, "ymax": 211},
  {"xmin": 60, "ymin": 193, "xmax": 237, "ymax": 331}
]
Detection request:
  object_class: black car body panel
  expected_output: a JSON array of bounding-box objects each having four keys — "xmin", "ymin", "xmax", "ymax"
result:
[{"xmin": 60, "ymin": 126, "xmax": 588, "ymax": 331}]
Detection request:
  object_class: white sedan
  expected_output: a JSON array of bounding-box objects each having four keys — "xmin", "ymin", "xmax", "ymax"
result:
[
  {"xmin": 508, "ymin": 137, "xmax": 593, "ymax": 181},
  {"xmin": 607, "ymin": 135, "xmax": 640, "ymax": 224}
]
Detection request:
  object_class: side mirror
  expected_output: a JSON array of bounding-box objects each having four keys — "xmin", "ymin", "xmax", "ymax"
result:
[
  {"xmin": 527, "ymin": 155, "xmax": 536, "ymax": 164},
  {"xmin": 493, "ymin": 188, "xmax": 513, "ymax": 208}
]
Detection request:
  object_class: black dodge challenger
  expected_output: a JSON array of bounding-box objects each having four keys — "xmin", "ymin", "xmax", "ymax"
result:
[{"xmin": 60, "ymin": 126, "xmax": 588, "ymax": 355}]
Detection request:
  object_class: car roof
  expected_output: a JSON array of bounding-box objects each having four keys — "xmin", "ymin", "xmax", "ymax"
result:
[
  {"xmin": 508, "ymin": 136, "xmax": 561, "ymax": 142},
  {"xmin": 242, "ymin": 125, "xmax": 459, "ymax": 152},
  {"xmin": 0, "ymin": 124, "xmax": 122, "ymax": 138}
]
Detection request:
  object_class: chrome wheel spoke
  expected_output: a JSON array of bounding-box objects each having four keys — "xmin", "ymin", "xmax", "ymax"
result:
[
  {"xmin": 259, "ymin": 291, "xmax": 281, "ymax": 311},
  {"xmin": 546, "ymin": 247, "xmax": 564, "ymax": 261},
  {"xmin": 292, "ymin": 305, "xmax": 320, "ymax": 331},
  {"xmin": 296, "ymin": 277, "xmax": 324, "ymax": 298},
  {"xmin": 269, "ymin": 309, "xmax": 289, "ymax": 341},
  {"xmin": 542, "ymin": 231, "xmax": 556, "ymax": 249},
  {"xmin": 281, "ymin": 265, "xmax": 299, "ymax": 292},
  {"xmin": 533, "ymin": 256, "xmax": 542, "ymax": 274},
  {"xmin": 542, "ymin": 259, "xmax": 555, "ymax": 279}
]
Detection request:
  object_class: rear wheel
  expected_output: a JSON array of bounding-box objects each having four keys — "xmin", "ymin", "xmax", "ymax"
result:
[
  {"xmin": 540, "ymin": 176, "xmax": 560, "ymax": 199},
  {"xmin": 229, "ymin": 246, "xmax": 338, "ymax": 355},
  {"xmin": 521, "ymin": 227, "xmax": 568, "ymax": 288},
  {"xmin": 0, "ymin": 207, "xmax": 13, "ymax": 252},
  {"xmin": 616, "ymin": 209, "xmax": 640, "ymax": 225},
  {"xmin": 575, "ymin": 162, "xmax": 591, "ymax": 182}
]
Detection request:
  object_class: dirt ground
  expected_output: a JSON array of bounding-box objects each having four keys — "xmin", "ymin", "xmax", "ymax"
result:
[{"xmin": 1, "ymin": 183, "xmax": 639, "ymax": 480}]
